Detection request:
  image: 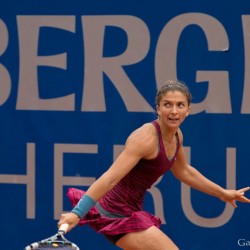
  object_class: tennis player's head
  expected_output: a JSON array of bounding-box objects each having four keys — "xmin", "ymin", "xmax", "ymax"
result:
[
  {"xmin": 155, "ymin": 80, "xmax": 192, "ymax": 126},
  {"xmin": 155, "ymin": 80, "xmax": 192, "ymax": 107}
]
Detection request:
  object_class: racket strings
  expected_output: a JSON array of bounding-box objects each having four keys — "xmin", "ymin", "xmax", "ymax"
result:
[
  {"xmin": 36, "ymin": 246, "xmax": 75, "ymax": 249},
  {"xmin": 25, "ymin": 232, "xmax": 79, "ymax": 250},
  {"xmin": 36, "ymin": 242, "xmax": 76, "ymax": 249}
]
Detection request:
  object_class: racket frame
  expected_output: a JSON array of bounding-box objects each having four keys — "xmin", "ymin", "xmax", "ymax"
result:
[{"xmin": 24, "ymin": 224, "xmax": 79, "ymax": 250}]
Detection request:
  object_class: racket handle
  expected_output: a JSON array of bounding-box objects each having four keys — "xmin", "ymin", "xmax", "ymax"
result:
[{"xmin": 58, "ymin": 223, "xmax": 69, "ymax": 234}]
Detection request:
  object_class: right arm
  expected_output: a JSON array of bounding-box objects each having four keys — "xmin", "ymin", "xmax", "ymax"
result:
[
  {"xmin": 58, "ymin": 123, "xmax": 158, "ymax": 231},
  {"xmin": 86, "ymin": 123, "xmax": 157, "ymax": 200}
]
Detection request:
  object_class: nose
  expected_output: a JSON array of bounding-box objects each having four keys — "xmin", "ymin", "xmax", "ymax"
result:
[{"xmin": 171, "ymin": 105, "xmax": 178, "ymax": 114}]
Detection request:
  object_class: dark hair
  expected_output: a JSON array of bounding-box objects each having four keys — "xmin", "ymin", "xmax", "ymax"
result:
[{"xmin": 155, "ymin": 80, "xmax": 192, "ymax": 106}]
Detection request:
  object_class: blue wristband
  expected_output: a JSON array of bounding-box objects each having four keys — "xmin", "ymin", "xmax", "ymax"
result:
[{"xmin": 71, "ymin": 194, "xmax": 96, "ymax": 219}]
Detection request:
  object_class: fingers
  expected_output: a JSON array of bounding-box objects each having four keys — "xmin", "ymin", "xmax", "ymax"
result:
[
  {"xmin": 237, "ymin": 195, "xmax": 250, "ymax": 203},
  {"xmin": 57, "ymin": 212, "xmax": 80, "ymax": 232},
  {"xmin": 230, "ymin": 201, "xmax": 237, "ymax": 208},
  {"xmin": 57, "ymin": 220, "xmax": 64, "ymax": 229},
  {"xmin": 237, "ymin": 187, "xmax": 250, "ymax": 202},
  {"xmin": 58, "ymin": 213, "xmax": 68, "ymax": 229},
  {"xmin": 58, "ymin": 220, "xmax": 71, "ymax": 233},
  {"xmin": 224, "ymin": 187, "xmax": 250, "ymax": 208},
  {"xmin": 237, "ymin": 187, "xmax": 250, "ymax": 193}
]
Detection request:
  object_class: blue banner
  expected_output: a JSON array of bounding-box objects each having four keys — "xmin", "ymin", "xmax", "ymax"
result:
[{"xmin": 1, "ymin": 0, "xmax": 250, "ymax": 249}]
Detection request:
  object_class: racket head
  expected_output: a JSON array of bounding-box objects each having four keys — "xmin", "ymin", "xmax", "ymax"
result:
[{"xmin": 24, "ymin": 224, "xmax": 80, "ymax": 250}]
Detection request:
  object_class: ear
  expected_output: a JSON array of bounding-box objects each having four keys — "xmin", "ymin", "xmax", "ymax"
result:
[
  {"xmin": 186, "ymin": 106, "xmax": 191, "ymax": 117},
  {"xmin": 156, "ymin": 105, "xmax": 160, "ymax": 116}
]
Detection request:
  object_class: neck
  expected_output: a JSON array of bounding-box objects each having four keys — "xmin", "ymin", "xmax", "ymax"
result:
[{"xmin": 157, "ymin": 119, "xmax": 177, "ymax": 142}]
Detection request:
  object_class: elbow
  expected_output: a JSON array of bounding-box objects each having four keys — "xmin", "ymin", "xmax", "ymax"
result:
[{"xmin": 173, "ymin": 171, "xmax": 186, "ymax": 182}]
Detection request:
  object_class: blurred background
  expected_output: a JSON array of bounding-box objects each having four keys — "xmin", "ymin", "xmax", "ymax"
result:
[{"xmin": 0, "ymin": 0, "xmax": 250, "ymax": 249}]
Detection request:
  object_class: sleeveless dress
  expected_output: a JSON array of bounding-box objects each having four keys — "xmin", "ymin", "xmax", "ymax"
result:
[{"xmin": 67, "ymin": 120, "xmax": 180, "ymax": 237}]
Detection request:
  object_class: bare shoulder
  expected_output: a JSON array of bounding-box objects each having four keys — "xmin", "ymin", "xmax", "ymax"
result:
[
  {"xmin": 125, "ymin": 123, "xmax": 157, "ymax": 158},
  {"xmin": 129, "ymin": 122, "xmax": 156, "ymax": 142}
]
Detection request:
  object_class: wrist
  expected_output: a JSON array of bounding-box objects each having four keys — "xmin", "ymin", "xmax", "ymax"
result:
[
  {"xmin": 71, "ymin": 194, "xmax": 96, "ymax": 219},
  {"xmin": 71, "ymin": 210, "xmax": 82, "ymax": 219},
  {"xmin": 217, "ymin": 187, "xmax": 227, "ymax": 200}
]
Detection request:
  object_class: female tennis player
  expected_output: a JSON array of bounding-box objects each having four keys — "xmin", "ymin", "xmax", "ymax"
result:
[{"xmin": 58, "ymin": 80, "xmax": 250, "ymax": 250}]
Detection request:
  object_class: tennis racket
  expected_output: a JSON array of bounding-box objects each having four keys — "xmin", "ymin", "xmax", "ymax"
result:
[{"xmin": 24, "ymin": 223, "xmax": 80, "ymax": 250}]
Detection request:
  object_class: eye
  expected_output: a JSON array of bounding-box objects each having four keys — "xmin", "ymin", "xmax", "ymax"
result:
[
  {"xmin": 178, "ymin": 103, "xmax": 185, "ymax": 108},
  {"xmin": 164, "ymin": 102, "xmax": 171, "ymax": 107}
]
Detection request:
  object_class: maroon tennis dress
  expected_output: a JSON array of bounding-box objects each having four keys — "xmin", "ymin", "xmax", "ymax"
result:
[{"xmin": 67, "ymin": 120, "xmax": 180, "ymax": 242}]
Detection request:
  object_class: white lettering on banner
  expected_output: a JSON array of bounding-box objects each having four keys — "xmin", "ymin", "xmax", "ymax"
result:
[
  {"xmin": 0, "ymin": 143, "xmax": 35, "ymax": 219},
  {"xmin": 54, "ymin": 143, "xmax": 97, "ymax": 219},
  {"xmin": 241, "ymin": 15, "xmax": 250, "ymax": 113},
  {"xmin": 16, "ymin": 16, "xmax": 76, "ymax": 110},
  {"xmin": 0, "ymin": 142, "xmax": 238, "ymax": 227},
  {"xmin": 181, "ymin": 147, "xmax": 235, "ymax": 227},
  {"xmin": 113, "ymin": 145, "xmax": 166, "ymax": 224},
  {"xmin": 194, "ymin": 71, "xmax": 231, "ymax": 113},
  {"xmin": 81, "ymin": 16, "xmax": 153, "ymax": 112},
  {"xmin": 0, "ymin": 19, "xmax": 11, "ymax": 105},
  {"xmin": 0, "ymin": 14, "xmax": 249, "ymax": 112},
  {"xmin": 155, "ymin": 13, "xmax": 231, "ymax": 114}
]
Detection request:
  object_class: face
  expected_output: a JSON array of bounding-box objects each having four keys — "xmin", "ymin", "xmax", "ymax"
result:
[{"xmin": 156, "ymin": 90, "xmax": 190, "ymax": 129}]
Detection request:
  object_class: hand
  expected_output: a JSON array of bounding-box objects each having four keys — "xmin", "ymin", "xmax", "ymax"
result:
[
  {"xmin": 220, "ymin": 187, "xmax": 250, "ymax": 208},
  {"xmin": 58, "ymin": 212, "xmax": 80, "ymax": 232}
]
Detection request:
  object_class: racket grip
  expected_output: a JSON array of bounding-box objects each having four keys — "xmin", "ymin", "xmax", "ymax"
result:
[{"xmin": 58, "ymin": 223, "xmax": 69, "ymax": 234}]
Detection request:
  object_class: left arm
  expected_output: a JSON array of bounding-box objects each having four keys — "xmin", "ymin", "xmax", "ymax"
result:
[{"xmin": 171, "ymin": 132, "xmax": 250, "ymax": 208}]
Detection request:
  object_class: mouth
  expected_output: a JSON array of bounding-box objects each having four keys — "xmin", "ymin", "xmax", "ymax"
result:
[{"xmin": 168, "ymin": 117, "xmax": 179, "ymax": 123}]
